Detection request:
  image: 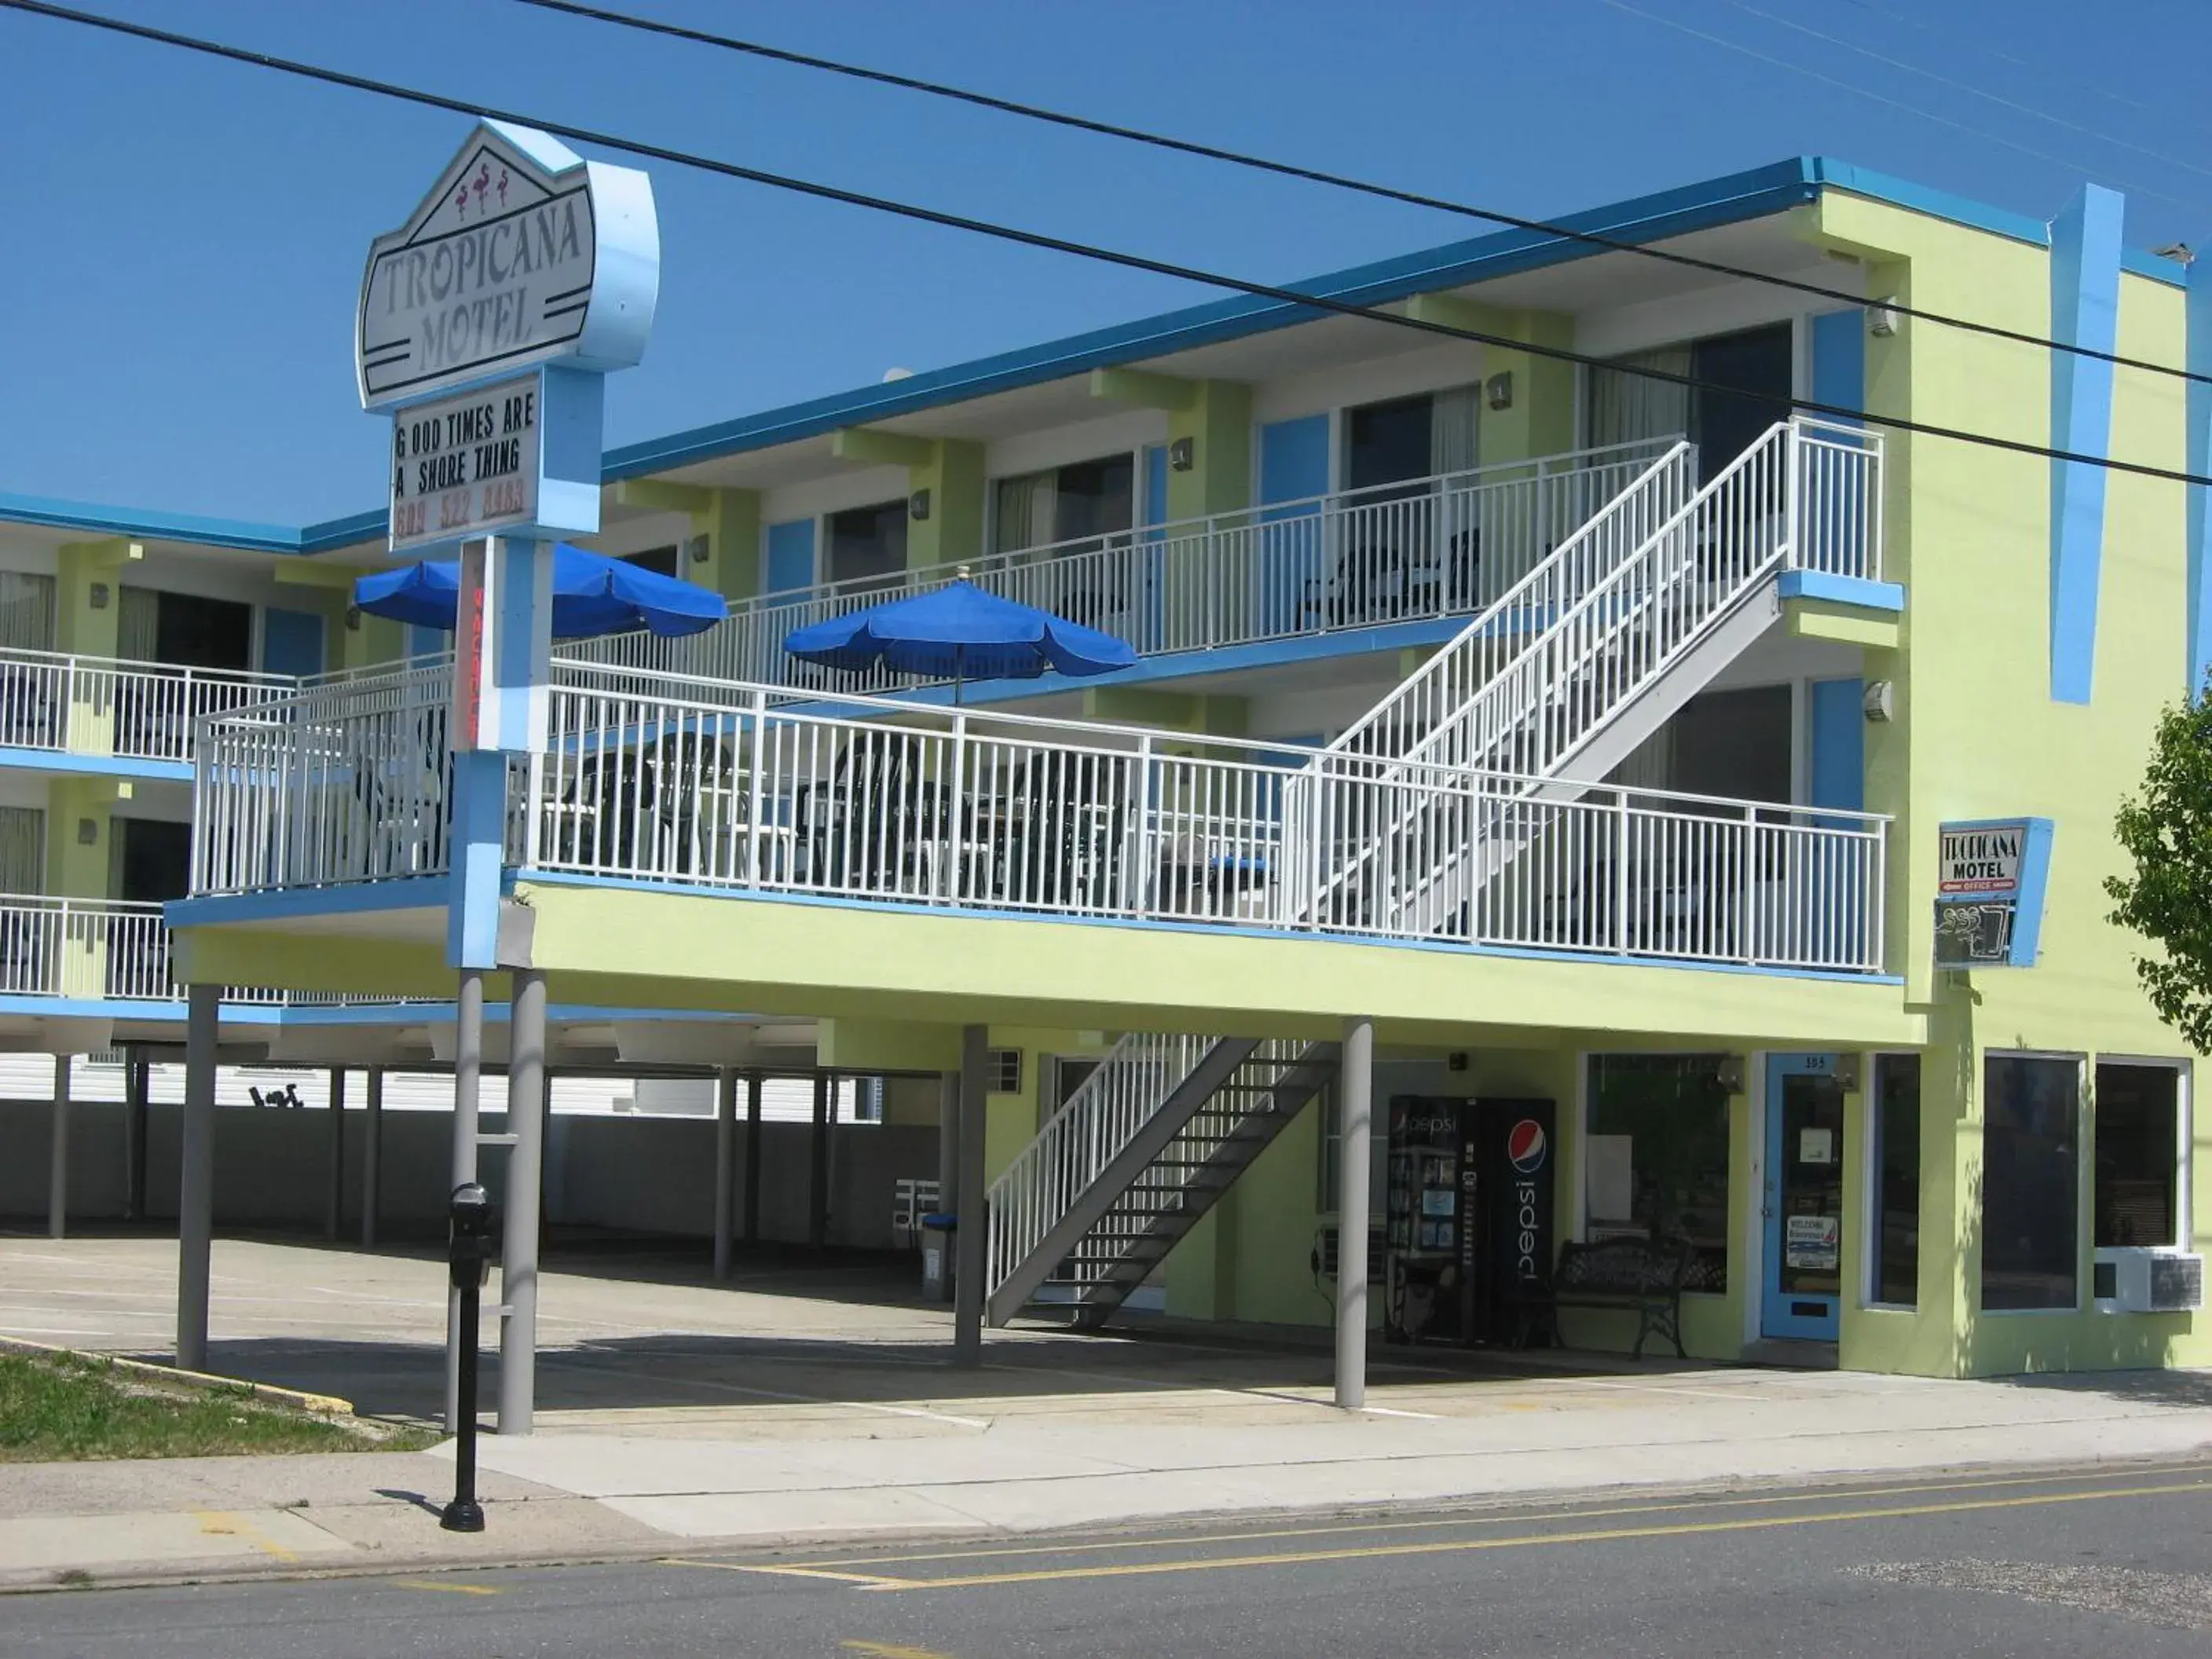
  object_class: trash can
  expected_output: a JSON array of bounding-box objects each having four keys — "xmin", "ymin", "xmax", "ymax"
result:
[{"xmin": 919, "ymin": 1212, "xmax": 955, "ymax": 1303}]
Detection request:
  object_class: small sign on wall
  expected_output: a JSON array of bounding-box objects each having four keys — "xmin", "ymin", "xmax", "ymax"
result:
[
  {"xmin": 1785, "ymin": 1214, "xmax": 1840, "ymax": 1271},
  {"xmin": 390, "ymin": 374, "xmax": 541, "ymax": 554}
]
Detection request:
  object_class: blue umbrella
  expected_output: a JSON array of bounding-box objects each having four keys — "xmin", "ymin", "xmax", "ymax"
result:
[
  {"xmin": 353, "ymin": 544, "xmax": 727, "ymax": 640},
  {"xmin": 782, "ymin": 578, "xmax": 1137, "ymax": 703}
]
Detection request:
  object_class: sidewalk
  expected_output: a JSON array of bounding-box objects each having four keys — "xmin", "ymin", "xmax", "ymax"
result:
[{"xmin": 5, "ymin": 1357, "xmax": 2210, "ymax": 1590}]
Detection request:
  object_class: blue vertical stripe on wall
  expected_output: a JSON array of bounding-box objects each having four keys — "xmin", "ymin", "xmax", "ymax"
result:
[
  {"xmin": 2188, "ymin": 260, "xmax": 2212, "ymax": 695},
  {"xmin": 1809, "ymin": 310, "xmax": 1865, "ymax": 419},
  {"xmin": 765, "ymin": 518, "xmax": 816, "ymax": 598},
  {"xmin": 260, "ymin": 608, "xmax": 324, "ymax": 678},
  {"xmin": 1258, "ymin": 416, "xmax": 1330, "ymax": 633},
  {"xmin": 1808, "ymin": 677, "xmax": 1865, "ymax": 812},
  {"xmin": 2048, "ymin": 184, "xmax": 2125, "ymax": 705}
]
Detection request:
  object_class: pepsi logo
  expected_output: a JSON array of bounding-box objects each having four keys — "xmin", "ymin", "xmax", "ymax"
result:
[{"xmin": 1507, "ymin": 1119, "xmax": 1547, "ymax": 1175}]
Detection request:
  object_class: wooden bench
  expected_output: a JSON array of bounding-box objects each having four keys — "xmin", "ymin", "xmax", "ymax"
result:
[{"xmin": 1531, "ymin": 1235, "xmax": 1696, "ymax": 1359}]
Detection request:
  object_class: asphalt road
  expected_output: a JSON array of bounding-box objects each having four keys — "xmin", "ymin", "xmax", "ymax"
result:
[{"xmin": 11, "ymin": 1460, "xmax": 2212, "ymax": 1657}]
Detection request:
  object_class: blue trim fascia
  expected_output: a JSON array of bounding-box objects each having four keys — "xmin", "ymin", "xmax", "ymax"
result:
[
  {"xmin": 0, "ymin": 994, "xmax": 752, "ymax": 1026},
  {"xmin": 2048, "ymin": 185, "xmax": 2125, "ymax": 705},
  {"xmin": 0, "ymin": 489, "xmax": 314, "ymax": 555},
  {"xmin": 167, "ymin": 875, "xmax": 453, "ymax": 932},
  {"xmin": 1776, "ymin": 571, "xmax": 1905, "ymax": 611},
  {"xmin": 783, "ymin": 617, "xmax": 1470, "ymax": 716},
  {"xmin": 0, "ymin": 747, "xmax": 192, "ymax": 782},
  {"xmin": 515, "ymin": 868, "xmax": 1904, "ymax": 988}
]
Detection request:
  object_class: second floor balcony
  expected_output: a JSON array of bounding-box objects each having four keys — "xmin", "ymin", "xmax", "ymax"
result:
[
  {"xmin": 569, "ymin": 438, "xmax": 1686, "ymax": 697},
  {"xmin": 0, "ymin": 646, "xmax": 302, "ymax": 770}
]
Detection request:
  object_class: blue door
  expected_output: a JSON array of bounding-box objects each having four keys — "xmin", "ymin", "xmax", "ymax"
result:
[
  {"xmin": 1258, "ymin": 415, "xmax": 1330, "ymax": 636},
  {"xmin": 765, "ymin": 518, "xmax": 816, "ymax": 599},
  {"xmin": 1763, "ymin": 1053, "xmax": 1847, "ymax": 1340},
  {"xmin": 260, "ymin": 607, "xmax": 325, "ymax": 679}
]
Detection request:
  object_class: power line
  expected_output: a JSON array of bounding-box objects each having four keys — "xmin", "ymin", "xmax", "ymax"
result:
[
  {"xmin": 506, "ymin": 0, "xmax": 2212, "ymax": 392},
  {"xmin": 5, "ymin": 0, "xmax": 2210, "ymax": 490}
]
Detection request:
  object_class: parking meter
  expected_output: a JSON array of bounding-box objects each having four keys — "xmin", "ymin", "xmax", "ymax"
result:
[{"xmin": 441, "ymin": 1182, "xmax": 499, "ymax": 1534}]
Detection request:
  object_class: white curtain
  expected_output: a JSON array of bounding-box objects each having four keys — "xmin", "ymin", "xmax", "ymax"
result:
[
  {"xmin": 0, "ymin": 574, "xmax": 53, "ymax": 653},
  {"xmin": 994, "ymin": 471, "xmax": 1057, "ymax": 555},
  {"xmin": 117, "ymin": 585, "xmax": 159, "ymax": 662},
  {"xmin": 1430, "ymin": 384, "xmax": 1481, "ymax": 478},
  {"xmin": 1588, "ymin": 346, "xmax": 1693, "ymax": 450}
]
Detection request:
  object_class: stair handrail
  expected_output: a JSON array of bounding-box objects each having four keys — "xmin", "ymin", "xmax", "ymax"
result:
[
  {"xmin": 984, "ymin": 1031, "xmax": 1214, "ymax": 1296},
  {"xmin": 1325, "ymin": 439, "xmax": 1695, "ymax": 761}
]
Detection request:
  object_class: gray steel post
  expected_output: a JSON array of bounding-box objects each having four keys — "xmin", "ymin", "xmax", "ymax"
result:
[
  {"xmin": 937, "ymin": 1071, "xmax": 958, "ymax": 1212},
  {"xmin": 361, "ymin": 1068, "xmax": 384, "ymax": 1250},
  {"xmin": 1335, "ymin": 1015, "xmax": 1375, "ymax": 1411},
  {"xmin": 124, "ymin": 1049, "xmax": 148, "ymax": 1223},
  {"xmin": 712, "ymin": 1067, "xmax": 737, "ymax": 1280},
  {"xmin": 178, "ymin": 984, "xmax": 220, "ymax": 1372},
  {"xmin": 324, "ymin": 1066, "xmax": 346, "ymax": 1242},
  {"xmin": 498, "ymin": 965, "xmax": 548, "ymax": 1434},
  {"xmin": 953, "ymin": 1024, "xmax": 988, "ymax": 1367},
  {"xmin": 446, "ymin": 967, "xmax": 485, "ymax": 1432},
  {"xmin": 742, "ymin": 1071, "xmax": 762, "ymax": 1243},
  {"xmin": 808, "ymin": 1070, "xmax": 830, "ymax": 1248},
  {"xmin": 46, "ymin": 1053, "xmax": 69, "ymax": 1240}
]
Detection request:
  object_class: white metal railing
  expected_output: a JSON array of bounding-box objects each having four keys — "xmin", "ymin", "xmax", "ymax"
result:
[
  {"xmin": 562, "ymin": 439, "xmax": 1679, "ymax": 694},
  {"xmin": 0, "ymin": 647, "xmax": 299, "ymax": 766},
  {"xmin": 984, "ymin": 1031, "xmax": 1214, "ymax": 1296}
]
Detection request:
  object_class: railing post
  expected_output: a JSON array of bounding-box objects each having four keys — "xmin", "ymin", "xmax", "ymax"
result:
[
  {"xmin": 1743, "ymin": 803, "xmax": 1761, "ymax": 965},
  {"xmin": 1129, "ymin": 733, "xmax": 1153, "ymax": 918},
  {"xmin": 947, "ymin": 711, "xmax": 969, "ymax": 903},
  {"xmin": 1613, "ymin": 791, "xmax": 1632, "ymax": 954},
  {"xmin": 745, "ymin": 689, "xmax": 767, "ymax": 888},
  {"xmin": 1783, "ymin": 419, "xmax": 1803, "ymax": 571}
]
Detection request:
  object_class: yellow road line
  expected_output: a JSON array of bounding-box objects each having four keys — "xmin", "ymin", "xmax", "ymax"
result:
[
  {"xmin": 840, "ymin": 1642, "xmax": 957, "ymax": 1658},
  {"xmin": 859, "ymin": 1478, "xmax": 2212, "ymax": 1592},
  {"xmin": 390, "ymin": 1579, "xmax": 504, "ymax": 1595},
  {"xmin": 663, "ymin": 1558, "xmax": 914, "ymax": 1589},
  {"xmin": 776, "ymin": 1461, "xmax": 2209, "ymax": 1572}
]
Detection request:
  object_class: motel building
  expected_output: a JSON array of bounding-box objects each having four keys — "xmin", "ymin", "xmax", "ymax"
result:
[{"xmin": 8, "ymin": 145, "xmax": 2212, "ymax": 1408}]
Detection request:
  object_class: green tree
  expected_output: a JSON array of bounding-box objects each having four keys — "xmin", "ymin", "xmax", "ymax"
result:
[{"xmin": 2108, "ymin": 687, "xmax": 2212, "ymax": 1053}]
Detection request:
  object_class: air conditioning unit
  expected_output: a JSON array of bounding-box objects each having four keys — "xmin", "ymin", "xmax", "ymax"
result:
[{"xmin": 2093, "ymin": 1248, "xmax": 2205, "ymax": 1313}]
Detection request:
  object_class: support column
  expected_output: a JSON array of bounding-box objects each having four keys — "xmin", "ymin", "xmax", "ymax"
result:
[
  {"xmin": 712, "ymin": 1067, "xmax": 737, "ymax": 1280},
  {"xmin": 498, "ymin": 966, "xmax": 548, "ymax": 1434},
  {"xmin": 1335, "ymin": 1015, "xmax": 1375, "ymax": 1411},
  {"xmin": 123, "ymin": 1047, "xmax": 148, "ymax": 1224},
  {"xmin": 177, "ymin": 983, "xmax": 219, "ymax": 1373},
  {"xmin": 953, "ymin": 1024, "xmax": 988, "ymax": 1367},
  {"xmin": 742, "ymin": 1071, "xmax": 763, "ymax": 1243},
  {"xmin": 936, "ymin": 1071, "xmax": 958, "ymax": 1212},
  {"xmin": 47, "ymin": 1053, "xmax": 70, "ymax": 1240},
  {"xmin": 808, "ymin": 1071, "xmax": 831, "ymax": 1249},
  {"xmin": 324, "ymin": 1066, "xmax": 347, "ymax": 1242},
  {"xmin": 361, "ymin": 1068, "xmax": 384, "ymax": 1250},
  {"xmin": 447, "ymin": 967, "xmax": 485, "ymax": 1433}
]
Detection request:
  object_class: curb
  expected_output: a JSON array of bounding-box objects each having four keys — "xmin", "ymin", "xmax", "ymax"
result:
[{"xmin": 0, "ymin": 1337, "xmax": 356, "ymax": 1417}]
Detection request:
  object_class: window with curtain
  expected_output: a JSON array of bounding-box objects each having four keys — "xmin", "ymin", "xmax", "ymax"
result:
[
  {"xmin": 1430, "ymin": 385, "xmax": 1481, "ymax": 478},
  {"xmin": 0, "ymin": 807, "xmax": 43, "ymax": 894},
  {"xmin": 0, "ymin": 573, "xmax": 54, "ymax": 654},
  {"xmin": 1587, "ymin": 346, "xmax": 1694, "ymax": 452},
  {"xmin": 994, "ymin": 471, "xmax": 1057, "ymax": 555},
  {"xmin": 826, "ymin": 500, "xmax": 907, "ymax": 588},
  {"xmin": 117, "ymin": 585, "xmax": 159, "ymax": 663}
]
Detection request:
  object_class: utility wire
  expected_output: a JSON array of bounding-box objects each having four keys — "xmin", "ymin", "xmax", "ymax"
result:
[
  {"xmin": 507, "ymin": 0, "xmax": 2211, "ymax": 391},
  {"xmin": 5, "ymin": 0, "xmax": 2210, "ymax": 489}
]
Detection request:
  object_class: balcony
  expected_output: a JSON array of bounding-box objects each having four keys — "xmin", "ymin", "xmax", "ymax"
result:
[
  {"xmin": 566, "ymin": 439, "xmax": 1680, "ymax": 696},
  {"xmin": 192, "ymin": 662, "xmax": 1888, "ymax": 977},
  {"xmin": 0, "ymin": 646, "xmax": 300, "ymax": 769},
  {"xmin": 0, "ymin": 893, "xmax": 391, "ymax": 1007}
]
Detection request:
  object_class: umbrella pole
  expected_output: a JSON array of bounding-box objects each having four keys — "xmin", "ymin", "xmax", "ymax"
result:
[{"xmin": 953, "ymin": 644, "xmax": 964, "ymax": 707}]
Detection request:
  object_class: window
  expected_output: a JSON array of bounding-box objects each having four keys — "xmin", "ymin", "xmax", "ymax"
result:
[
  {"xmin": 621, "ymin": 545, "xmax": 679, "ymax": 578},
  {"xmin": 1982, "ymin": 1053, "xmax": 2081, "ymax": 1310},
  {"xmin": 994, "ymin": 456, "xmax": 1134, "ymax": 555},
  {"xmin": 0, "ymin": 573, "xmax": 53, "ymax": 653},
  {"xmin": 826, "ymin": 500, "xmax": 907, "ymax": 588},
  {"xmin": 1613, "ymin": 684, "xmax": 1792, "ymax": 804},
  {"xmin": 0, "ymin": 806, "xmax": 42, "ymax": 894},
  {"xmin": 1346, "ymin": 394, "xmax": 1434, "ymax": 492},
  {"xmin": 986, "ymin": 1048, "xmax": 1023, "ymax": 1095},
  {"xmin": 2095, "ymin": 1063, "xmax": 2182, "ymax": 1249},
  {"xmin": 1588, "ymin": 324, "xmax": 1793, "ymax": 484},
  {"xmin": 1584, "ymin": 1054, "xmax": 1730, "ymax": 1291},
  {"xmin": 114, "ymin": 818, "xmax": 192, "ymax": 903},
  {"xmin": 1870, "ymin": 1053, "xmax": 1921, "ymax": 1306},
  {"xmin": 121, "ymin": 588, "xmax": 252, "ymax": 671},
  {"xmin": 1315, "ymin": 1080, "xmax": 1380, "ymax": 1215}
]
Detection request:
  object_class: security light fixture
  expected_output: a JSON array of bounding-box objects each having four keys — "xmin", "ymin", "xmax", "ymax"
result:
[
  {"xmin": 75, "ymin": 818, "xmax": 97, "ymax": 846},
  {"xmin": 686, "ymin": 534, "xmax": 711, "ymax": 566},
  {"xmin": 1716, "ymin": 1055, "xmax": 1745, "ymax": 1093},
  {"xmin": 1834, "ymin": 1054, "xmax": 1862, "ymax": 1093},
  {"xmin": 89, "ymin": 584, "xmax": 108, "ymax": 610},
  {"xmin": 1862, "ymin": 679, "xmax": 1895, "ymax": 722},
  {"xmin": 2154, "ymin": 242, "xmax": 2196, "ymax": 266},
  {"xmin": 908, "ymin": 489, "xmax": 931, "ymax": 522},
  {"xmin": 1868, "ymin": 298, "xmax": 1900, "ymax": 338},
  {"xmin": 346, "ymin": 606, "xmax": 362, "ymax": 632},
  {"xmin": 1168, "ymin": 436, "xmax": 1195, "ymax": 472},
  {"xmin": 1485, "ymin": 372, "xmax": 1514, "ymax": 411}
]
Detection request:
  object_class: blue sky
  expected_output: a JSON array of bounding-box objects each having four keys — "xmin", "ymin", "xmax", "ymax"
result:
[{"xmin": 3, "ymin": 0, "xmax": 2208, "ymax": 526}]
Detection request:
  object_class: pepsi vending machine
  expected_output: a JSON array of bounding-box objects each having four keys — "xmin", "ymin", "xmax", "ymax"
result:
[{"xmin": 1383, "ymin": 1097, "xmax": 1556, "ymax": 1347}]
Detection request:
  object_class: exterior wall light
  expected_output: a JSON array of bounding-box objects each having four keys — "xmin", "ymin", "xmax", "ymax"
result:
[
  {"xmin": 1168, "ymin": 436, "xmax": 1195, "ymax": 472},
  {"xmin": 1715, "ymin": 1055, "xmax": 1745, "ymax": 1093},
  {"xmin": 89, "ymin": 584, "xmax": 109, "ymax": 610},
  {"xmin": 1833, "ymin": 1054, "xmax": 1862, "ymax": 1092},
  {"xmin": 1868, "ymin": 298, "xmax": 1900, "ymax": 338},
  {"xmin": 1485, "ymin": 372, "xmax": 1515, "ymax": 411},
  {"xmin": 908, "ymin": 489, "xmax": 932, "ymax": 522},
  {"xmin": 1862, "ymin": 679, "xmax": 1895, "ymax": 722},
  {"xmin": 75, "ymin": 817, "xmax": 97, "ymax": 846},
  {"xmin": 346, "ymin": 606, "xmax": 362, "ymax": 632},
  {"xmin": 686, "ymin": 534, "xmax": 711, "ymax": 565}
]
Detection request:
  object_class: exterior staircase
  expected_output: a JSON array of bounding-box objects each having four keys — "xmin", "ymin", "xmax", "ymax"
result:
[{"xmin": 985, "ymin": 1035, "xmax": 1335, "ymax": 1327}]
